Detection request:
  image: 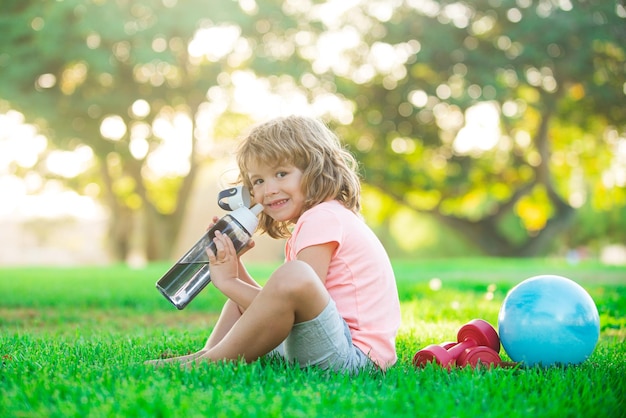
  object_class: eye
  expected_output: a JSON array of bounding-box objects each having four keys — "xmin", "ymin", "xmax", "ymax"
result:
[
  {"xmin": 251, "ymin": 178, "xmax": 263, "ymax": 186},
  {"xmin": 276, "ymin": 171, "xmax": 287, "ymax": 178}
]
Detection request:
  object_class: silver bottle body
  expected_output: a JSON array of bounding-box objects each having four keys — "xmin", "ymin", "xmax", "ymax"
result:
[{"xmin": 156, "ymin": 215, "xmax": 251, "ymax": 309}]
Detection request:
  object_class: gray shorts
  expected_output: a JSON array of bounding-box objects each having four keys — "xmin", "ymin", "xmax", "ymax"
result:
[{"xmin": 270, "ymin": 298, "xmax": 374, "ymax": 374}]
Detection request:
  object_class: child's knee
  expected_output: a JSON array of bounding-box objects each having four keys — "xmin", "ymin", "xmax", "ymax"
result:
[
  {"xmin": 268, "ymin": 261, "xmax": 322, "ymax": 295},
  {"xmin": 276, "ymin": 260, "xmax": 315, "ymax": 276}
]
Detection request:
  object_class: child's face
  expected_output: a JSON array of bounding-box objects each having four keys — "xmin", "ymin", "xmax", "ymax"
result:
[{"xmin": 247, "ymin": 160, "xmax": 305, "ymax": 223}]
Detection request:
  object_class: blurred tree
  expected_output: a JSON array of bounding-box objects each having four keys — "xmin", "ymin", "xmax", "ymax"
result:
[
  {"xmin": 1, "ymin": 0, "xmax": 624, "ymax": 260},
  {"xmin": 0, "ymin": 0, "xmax": 283, "ymax": 260},
  {"xmin": 312, "ymin": 0, "xmax": 625, "ymax": 255}
]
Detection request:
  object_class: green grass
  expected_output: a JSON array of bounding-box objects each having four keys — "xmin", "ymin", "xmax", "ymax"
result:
[{"xmin": 1, "ymin": 259, "xmax": 624, "ymax": 417}]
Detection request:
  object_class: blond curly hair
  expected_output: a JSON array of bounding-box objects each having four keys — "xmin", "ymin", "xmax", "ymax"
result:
[{"xmin": 236, "ymin": 115, "xmax": 361, "ymax": 239}]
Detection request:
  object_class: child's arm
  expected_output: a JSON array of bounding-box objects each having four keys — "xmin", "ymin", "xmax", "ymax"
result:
[
  {"xmin": 236, "ymin": 257, "xmax": 262, "ymax": 288},
  {"xmin": 208, "ymin": 231, "xmax": 261, "ymax": 310},
  {"xmin": 295, "ymin": 242, "xmax": 337, "ymax": 283}
]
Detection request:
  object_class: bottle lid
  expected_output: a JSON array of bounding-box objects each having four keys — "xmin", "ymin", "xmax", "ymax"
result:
[
  {"xmin": 217, "ymin": 186, "xmax": 251, "ymax": 211},
  {"xmin": 230, "ymin": 204, "xmax": 263, "ymax": 234}
]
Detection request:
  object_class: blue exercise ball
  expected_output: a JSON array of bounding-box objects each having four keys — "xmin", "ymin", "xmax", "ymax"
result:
[{"xmin": 498, "ymin": 275, "xmax": 600, "ymax": 367}]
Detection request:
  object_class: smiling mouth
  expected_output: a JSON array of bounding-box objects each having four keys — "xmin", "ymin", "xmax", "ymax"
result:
[{"xmin": 268, "ymin": 199, "xmax": 288, "ymax": 208}]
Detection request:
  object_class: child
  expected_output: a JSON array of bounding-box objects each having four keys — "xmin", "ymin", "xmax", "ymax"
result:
[{"xmin": 148, "ymin": 115, "xmax": 401, "ymax": 373}]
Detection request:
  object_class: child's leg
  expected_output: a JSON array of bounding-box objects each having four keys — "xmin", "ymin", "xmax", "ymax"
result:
[
  {"xmin": 145, "ymin": 299, "xmax": 244, "ymax": 365},
  {"xmin": 203, "ymin": 299, "xmax": 245, "ymax": 349},
  {"xmin": 193, "ymin": 260, "xmax": 329, "ymax": 364},
  {"xmin": 198, "ymin": 265, "xmax": 262, "ymax": 350}
]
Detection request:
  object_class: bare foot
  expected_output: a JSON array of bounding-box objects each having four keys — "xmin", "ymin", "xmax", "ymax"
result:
[{"xmin": 144, "ymin": 350, "xmax": 207, "ymax": 367}]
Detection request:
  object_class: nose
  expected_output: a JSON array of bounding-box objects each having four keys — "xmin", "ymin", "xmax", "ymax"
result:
[{"xmin": 263, "ymin": 179, "xmax": 279, "ymax": 198}]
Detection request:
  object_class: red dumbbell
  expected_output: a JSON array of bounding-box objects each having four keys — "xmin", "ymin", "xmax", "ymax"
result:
[{"xmin": 412, "ymin": 319, "xmax": 502, "ymax": 369}]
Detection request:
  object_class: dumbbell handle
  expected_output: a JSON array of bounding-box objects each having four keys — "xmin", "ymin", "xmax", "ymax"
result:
[
  {"xmin": 413, "ymin": 340, "xmax": 478, "ymax": 368},
  {"xmin": 445, "ymin": 339, "xmax": 479, "ymax": 359}
]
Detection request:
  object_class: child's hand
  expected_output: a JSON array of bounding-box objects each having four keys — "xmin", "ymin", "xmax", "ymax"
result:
[
  {"xmin": 208, "ymin": 231, "xmax": 240, "ymax": 288},
  {"xmin": 206, "ymin": 216, "xmax": 220, "ymax": 231},
  {"xmin": 207, "ymin": 215, "xmax": 255, "ymax": 256}
]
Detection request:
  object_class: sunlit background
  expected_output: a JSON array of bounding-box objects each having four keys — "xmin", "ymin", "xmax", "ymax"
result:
[
  {"xmin": 1, "ymin": 0, "xmax": 625, "ymax": 266},
  {"xmin": 0, "ymin": 93, "xmax": 539, "ymax": 265}
]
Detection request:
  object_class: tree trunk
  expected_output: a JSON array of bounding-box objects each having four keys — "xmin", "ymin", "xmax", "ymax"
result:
[{"xmin": 98, "ymin": 157, "xmax": 133, "ymax": 262}]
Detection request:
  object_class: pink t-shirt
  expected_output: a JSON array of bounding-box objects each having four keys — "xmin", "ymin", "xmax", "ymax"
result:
[{"xmin": 285, "ymin": 200, "xmax": 401, "ymax": 369}]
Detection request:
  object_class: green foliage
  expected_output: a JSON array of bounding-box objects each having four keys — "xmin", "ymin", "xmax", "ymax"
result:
[
  {"xmin": 332, "ymin": 0, "xmax": 626, "ymax": 255},
  {"xmin": 0, "ymin": 0, "xmax": 248, "ymax": 260},
  {"xmin": 560, "ymin": 202, "xmax": 626, "ymax": 250},
  {"xmin": 0, "ymin": 0, "xmax": 624, "ymax": 260},
  {"xmin": 1, "ymin": 261, "xmax": 625, "ymax": 416}
]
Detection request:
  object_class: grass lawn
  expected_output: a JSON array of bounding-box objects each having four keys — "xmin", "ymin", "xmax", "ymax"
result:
[{"xmin": 0, "ymin": 258, "xmax": 624, "ymax": 417}]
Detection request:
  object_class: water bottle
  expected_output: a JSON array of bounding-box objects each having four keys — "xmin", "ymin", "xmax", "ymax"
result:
[{"xmin": 156, "ymin": 203, "xmax": 263, "ymax": 309}]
